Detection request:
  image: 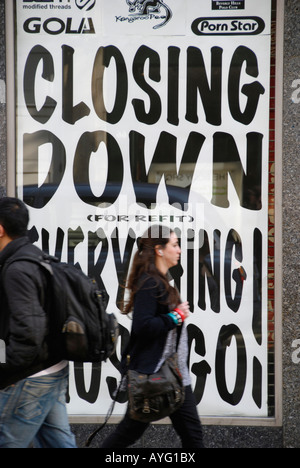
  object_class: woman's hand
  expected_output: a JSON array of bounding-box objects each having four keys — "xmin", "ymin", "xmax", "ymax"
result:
[{"xmin": 176, "ymin": 302, "xmax": 190, "ymax": 320}]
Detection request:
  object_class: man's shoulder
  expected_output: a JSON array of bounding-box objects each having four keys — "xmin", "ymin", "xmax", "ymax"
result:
[
  {"xmin": 2, "ymin": 239, "xmax": 45, "ymax": 278},
  {"xmin": 7, "ymin": 239, "xmax": 43, "ymax": 262}
]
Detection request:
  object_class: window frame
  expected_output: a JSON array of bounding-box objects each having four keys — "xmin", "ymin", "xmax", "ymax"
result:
[{"xmin": 5, "ymin": 0, "xmax": 284, "ymax": 427}]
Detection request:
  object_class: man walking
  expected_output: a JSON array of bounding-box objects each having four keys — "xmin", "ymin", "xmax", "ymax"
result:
[{"xmin": 0, "ymin": 197, "xmax": 76, "ymax": 448}]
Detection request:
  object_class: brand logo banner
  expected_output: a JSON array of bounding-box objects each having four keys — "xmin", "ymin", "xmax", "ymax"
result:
[
  {"xmin": 212, "ymin": 0, "xmax": 245, "ymax": 10},
  {"xmin": 15, "ymin": 0, "xmax": 272, "ymax": 419}
]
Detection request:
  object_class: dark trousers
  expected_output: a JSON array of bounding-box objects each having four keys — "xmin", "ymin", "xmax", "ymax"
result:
[{"xmin": 101, "ymin": 385, "xmax": 204, "ymax": 448}]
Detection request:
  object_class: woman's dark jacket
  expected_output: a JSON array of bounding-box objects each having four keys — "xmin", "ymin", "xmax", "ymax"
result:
[
  {"xmin": 0, "ymin": 237, "xmax": 56, "ymax": 389},
  {"xmin": 124, "ymin": 274, "xmax": 177, "ymax": 374}
]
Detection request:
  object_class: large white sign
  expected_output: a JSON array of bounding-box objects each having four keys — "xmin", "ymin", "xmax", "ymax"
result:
[{"xmin": 16, "ymin": 0, "xmax": 272, "ymax": 418}]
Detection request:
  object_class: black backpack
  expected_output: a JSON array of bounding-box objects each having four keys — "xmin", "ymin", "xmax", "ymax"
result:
[{"xmin": 3, "ymin": 254, "xmax": 119, "ymax": 363}]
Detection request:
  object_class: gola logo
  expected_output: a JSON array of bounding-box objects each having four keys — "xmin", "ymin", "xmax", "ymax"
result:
[
  {"xmin": 23, "ymin": 16, "xmax": 95, "ymax": 34},
  {"xmin": 192, "ymin": 16, "xmax": 265, "ymax": 36}
]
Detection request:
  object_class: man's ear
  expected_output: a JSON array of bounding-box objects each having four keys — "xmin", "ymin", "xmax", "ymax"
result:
[{"xmin": 0, "ymin": 225, "xmax": 5, "ymax": 238}]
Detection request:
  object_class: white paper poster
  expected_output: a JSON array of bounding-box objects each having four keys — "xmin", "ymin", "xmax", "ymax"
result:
[{"xmin": 15, "ymin": 0, "xmax": 272, "ymax": 418}]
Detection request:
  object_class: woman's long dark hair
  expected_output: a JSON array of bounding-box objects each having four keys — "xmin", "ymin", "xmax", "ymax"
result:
[{"xmin": 122, "ymin": 225, "xmax": 180, "ymax": 315}]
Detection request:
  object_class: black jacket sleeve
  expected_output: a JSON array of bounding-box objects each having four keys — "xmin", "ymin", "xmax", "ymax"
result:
[{"xmin": 0, "ymin": 261, "xmax": 48, "ymax": 373}]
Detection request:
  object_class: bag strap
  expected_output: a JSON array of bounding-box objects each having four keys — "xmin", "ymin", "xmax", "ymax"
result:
[
  {"xmin": 1, "ymin": 254, "xmax": 54, "ymax": 278},
  {"xmin": 0, "ymin": 255, "xmax": 57, "ymax": 318},
  {"xmin": 167, "ymin": 271, "xmax": 184, "ymax": 349},
  {"xmin": 84, "ymin": 375, "xmax": 125, "ymax": 448}
]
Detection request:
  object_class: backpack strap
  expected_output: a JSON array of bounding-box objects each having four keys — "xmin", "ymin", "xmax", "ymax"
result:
[
  {"xmin": 0, "ymin": 255, "xmax": 54, "ymax": 311},
  {"xmin": 1, "ymin": 254, "xmax": 54, "ymax": 277}
]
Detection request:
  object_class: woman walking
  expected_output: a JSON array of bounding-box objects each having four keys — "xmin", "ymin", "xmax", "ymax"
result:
[{"xmin": 101, "ymin": 225, "xmax": 204, "ymax": 448}]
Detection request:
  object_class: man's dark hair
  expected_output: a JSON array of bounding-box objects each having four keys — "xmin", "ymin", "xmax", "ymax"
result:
[{"xmin": 0, "ymin": 198, "xmax": 29, "ymax": 239}]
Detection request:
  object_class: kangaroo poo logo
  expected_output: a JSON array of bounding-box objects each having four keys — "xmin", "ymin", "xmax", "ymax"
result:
[
  {"xmin": 75, "ymin": 0, "xmax": 96, "ymax": 11},
  {"xmin": 125, "ymin": 0, "xmax": 172, "ymax": 30}
]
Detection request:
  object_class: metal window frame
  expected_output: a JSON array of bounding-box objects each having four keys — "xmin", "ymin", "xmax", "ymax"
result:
[{"xmin": 5, "ymin": 0, "xmax": 284, "ymax": 427}]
